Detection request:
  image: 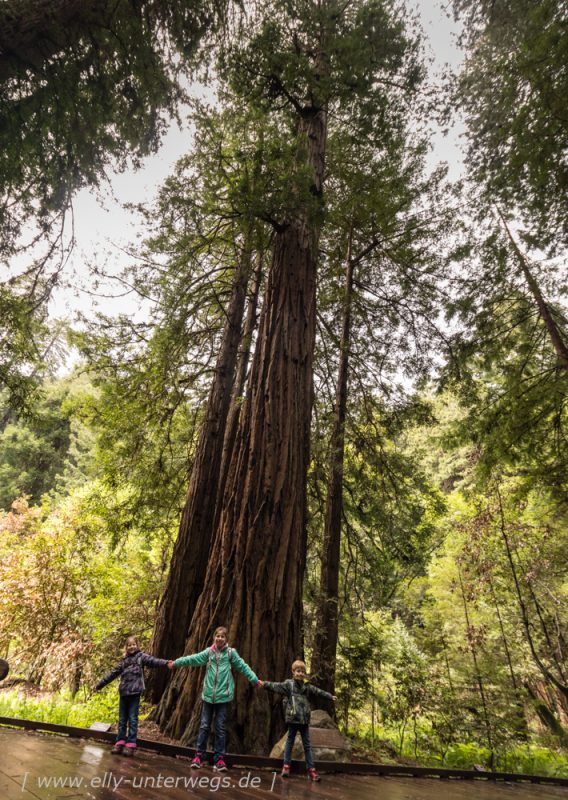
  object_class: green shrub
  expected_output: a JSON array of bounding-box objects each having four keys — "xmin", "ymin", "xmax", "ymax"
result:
[{"xmin": 0, "ymin": 688, "xmax": 152, "ymax": 729}]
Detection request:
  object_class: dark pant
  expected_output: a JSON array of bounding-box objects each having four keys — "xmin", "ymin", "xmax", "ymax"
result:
[
  {"xmin": 196, "ymin": 701, "xmax": 229, "ymax": 764},
  {"xmin": 117, "ymin": 693, "xmax": 141, "ymax": 744},
  {"xmin": 284, "ymin": 723, "xmax": 314, "ymax": 770}
]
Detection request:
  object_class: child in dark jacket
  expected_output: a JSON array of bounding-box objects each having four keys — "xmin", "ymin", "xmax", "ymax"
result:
[
  {"xmin": 262, "ymin": 659, "xmax": 336, "ymax": 781},
  {"xmin": 95, "ymin": 636, "xmax": 169, "ymax": 755}
]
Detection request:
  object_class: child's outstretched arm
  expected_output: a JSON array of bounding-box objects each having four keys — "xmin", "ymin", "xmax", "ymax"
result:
[
  {"xmin": 307, "ymin": 684, "xmax": 337, "ymax": 702},
  {"xmin": 171, "ymin": 649, "xmax": 210, "ymax": 669},
  {"xmin": 94, "ymin": 664, "xmax": 122, "ymax": 691},
  {"xmin": 231, "ymin": 651, "xmax": 260, "ymax": 685},
  {"xmin": 140, "ymin": 654, "xmax": 169, "ymax": 669},
  {"xmin": 262, "ymin": 680, "xmax": 291, "ymax": 696}
]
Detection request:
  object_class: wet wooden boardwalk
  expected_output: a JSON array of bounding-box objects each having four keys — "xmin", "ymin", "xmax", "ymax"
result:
[{"xmin": 0, "ymin": 728, "xmax": 566, "ymax": 800}]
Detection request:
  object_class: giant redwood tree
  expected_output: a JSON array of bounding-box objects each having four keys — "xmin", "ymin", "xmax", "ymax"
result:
[
  {"xmin": 145, "ymin": 106, "xmax": 294, "ymax": 701},
  {"xmin": 153, "ymin": 0, "xmax": 423, "ymax": 752}
]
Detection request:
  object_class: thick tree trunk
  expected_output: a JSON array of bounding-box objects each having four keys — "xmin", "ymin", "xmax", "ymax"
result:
[
  {"xmin": 146, "ymin": 249, "xmax": 254, "ymax": 702},
  {"xmin": 217, "ymin": 249, "xmax": 264, "ymax": 508},
  {"xmin": 154, "ymin": 105, "xmax": 328, "ymax": 753},
  {"xmin": 311, "ymin": 226, "xmax": 354, "ymax": 710}
]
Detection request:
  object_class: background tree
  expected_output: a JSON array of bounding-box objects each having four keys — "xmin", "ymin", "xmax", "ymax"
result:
[
  {"xmin": 0, "ymin": 373, "xmax": 95, "ymax": 510},
  {"xmin": 310, "ymin": 119, "xmax": 453, "ymax": 705},
  {"xmin": 446, "ymin": 0, "xmax": 568, "ymax": 503},
  {"xmin": 443, "ymin": 204, "xmax": 568, "ymax": 504}
]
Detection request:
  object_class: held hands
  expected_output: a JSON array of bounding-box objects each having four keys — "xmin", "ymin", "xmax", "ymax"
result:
[
  {"xmin": 167, "ymin": 660, "xmax": 175, "ymax": 670},
  {"xmin": 256, "ymin": 679, "xmax": 264, "ymax": 687}
]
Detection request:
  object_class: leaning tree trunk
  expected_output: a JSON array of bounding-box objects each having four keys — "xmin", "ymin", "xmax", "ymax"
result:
[
  {"xmin": 311, "ymin": 225, "xmax": 354, "ymax": 712},
  {"xmin": 146, "ymin": 246, "xmax": 254, "ymax": 702},
  {"xmin": 496, "ymin": 208, "xmax": 568, "ymax": 372},
  {"xmin": 495, "ymin": 486, "xmax": 568, "ymax": 701},
  {"xmin": 457, "ymin": 565, "xmax": 495, "ymax": 768},
  {"xmin": 154, "ymin": 104, "xmax": 328, "ymax": 754}
]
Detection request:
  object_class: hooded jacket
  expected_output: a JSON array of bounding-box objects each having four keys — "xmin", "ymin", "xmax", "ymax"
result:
[
  {"xmin": 174, "ymin": 644, "xmax": 258, "ymax": 704},
  {"xmin": 95, "ymin": 649, "xmax": 168, "ymax": 695},
  {"xmin": 263, "ymin": 678, "xmax": 334, "ymax": 725}
]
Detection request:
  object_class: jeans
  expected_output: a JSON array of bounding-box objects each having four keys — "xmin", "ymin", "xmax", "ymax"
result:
[
  {"xmin": 283, "ymin": 723, "xmax": 314, "ymax": 770},
  {"xmin": 195, "ymin": 701, "xmax": 229, "ymax": 763},
  {"xmin": 117, "ymin": 693, "xmax": 141, "ymax": 744}
]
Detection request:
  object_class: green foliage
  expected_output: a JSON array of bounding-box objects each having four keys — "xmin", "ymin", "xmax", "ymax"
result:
[
  {"xmin": 444, "ymin": 218, "xmax": 568, "ymax": 503},
  {"xmin": 0, "ymin": 488, "xmax": 169, "ymax": 691},
  {"xmin": 222, "ymin": 0, "xmax": 423, "ymax": 119},
  {"xmin": 0, "ymin": 0, "xmax": 224, "ymax": 413},
  {"xmin": 495, "ymin": 745, "xmax": 568, "ymax": 778},
  {"xmin": 0, "ymin": 373, "xmax": 96, "ymax": 510},
  {"xmin": 454, "ymin": 0, "xmax": 568, "ymax": 250},
  {"xmin": 306, "ymin": 395, "xmax": 445, "ymax": 630},
  {"xmin": 0, "ymin": 0, "xmax": 221, "ymax": 257},
  {"xmin": 0, "ymin": 279, "xmax": 67, "ymax": 415},
  {"xmin": 0, "ymin": 687, "xmax": 148, "ymax": 729},
  {"xmin": 437, "ymin": 742, "xmax": 568, "ymax": 777},
  {"xmin": 322, "ymin": 385, "xmax": 568, "ymax": 769},
  {"xmin": 350, "ymin": 728, "xmax": 568, "ymax": 776}
]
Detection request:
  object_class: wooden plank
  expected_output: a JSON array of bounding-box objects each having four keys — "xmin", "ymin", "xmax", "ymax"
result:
[
  {"xmin": 2, "ymin": 728, "xmax": 568, "ymax": 800},
  {"xmin": 0, "ymin": 717, "xmax": 566, "ymax": 786}
]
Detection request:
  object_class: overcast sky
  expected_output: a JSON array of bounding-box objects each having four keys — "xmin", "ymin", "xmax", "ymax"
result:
[{"xmin": 49, "ymin": 0, "xmax": 465, "ymax": 327}]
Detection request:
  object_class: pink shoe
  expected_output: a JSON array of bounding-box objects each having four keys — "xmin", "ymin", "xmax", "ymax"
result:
[
  {"xmin": 191, "ymin": 755, "xmax": 202, "ymax": 769},
  {"xmin": 123, "ymin": 743, "xmax": 136, "ymax": 758},
  {"xmin": 214, "ymin": 759, "xmax": 227, "ymax": 772},
  {"xmin": 308, "ymin": 768, "xmax": 320, "ymax": 782},
  {"xmin": 281, "ymin": 764, "xmax": 291, "ymax": 778}
]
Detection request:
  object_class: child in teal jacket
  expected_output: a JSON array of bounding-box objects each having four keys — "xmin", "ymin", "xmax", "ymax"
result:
[{"xmin": 169, "ymin": 626, "xmax": 260, "ymax": 770}]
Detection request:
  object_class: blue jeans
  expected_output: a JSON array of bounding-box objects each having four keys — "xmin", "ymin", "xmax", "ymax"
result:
[
  {"xmin": 117, "ymin": 693, "xmax": 141, "ymax": 744},
  {"xmin": 195, "ymin": 701, "xmax": 229, "ymax": 764},
  {"xmin": 284, "ymin": 724, "xmax": 314, "ymax": 770}
]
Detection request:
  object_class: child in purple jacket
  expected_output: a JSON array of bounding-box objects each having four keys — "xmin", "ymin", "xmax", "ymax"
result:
[{"xmin": 95, "ymin": 636, "xmax": 169, "ymax": 755}]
